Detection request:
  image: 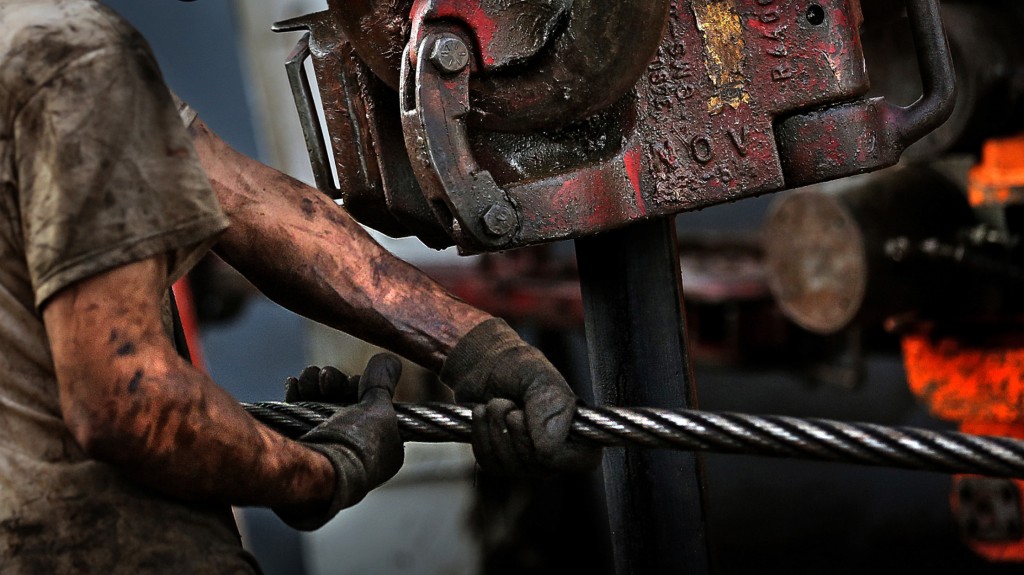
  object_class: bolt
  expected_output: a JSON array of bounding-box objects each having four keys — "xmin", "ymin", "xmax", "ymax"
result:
[
  {"xmin": 481, "ymin": 204, "xmax": 516, "ymax": 238},
  {"xmin": 429, "ymin": 35, "xmax": 470, "ymax": 74}
]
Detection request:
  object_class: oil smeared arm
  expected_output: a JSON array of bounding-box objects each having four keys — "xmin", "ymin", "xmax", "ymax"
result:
[
  {"xmin": 190, "ymin": 118, "xmax": 490, "ymax": 373},
  {"xmin": 44, "ymin": 255, "xmax": 336, "ymax": 509},
  {"xmin": 188, "ymin": 118, "xmax": 599, "ymax": 474}
]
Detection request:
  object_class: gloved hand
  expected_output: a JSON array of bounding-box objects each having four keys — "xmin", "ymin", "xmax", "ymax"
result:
[
  {"xmin": 274, "ymin": 353, "xmax": 405, "ymax": 531},
  {"xmin": 284, "ymin": 364, "xmax": 359, "ymax": 405},
  {"xmin": 441, "ymin": 319, "xmax": 601, "ymax": 475}
]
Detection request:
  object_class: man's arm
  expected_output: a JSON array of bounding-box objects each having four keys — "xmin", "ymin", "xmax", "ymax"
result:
[
  {"xmin": 44, "ymin": 254, "xmax": 336, "ymax": 508},
  {"xmin": 187, "ymin": 116, "xmax": 598, "ymax": 474},
  {"xmin": 188, "ymin": 118, "xmax": 490, "ymax": 373}
]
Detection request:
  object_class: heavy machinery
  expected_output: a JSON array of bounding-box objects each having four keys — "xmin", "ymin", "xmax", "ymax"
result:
[{"xmin": 256, "ymin": 0, "xmax": 1024, "ymax": 572}]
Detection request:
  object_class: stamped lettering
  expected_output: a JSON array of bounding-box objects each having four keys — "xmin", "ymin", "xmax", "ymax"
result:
[
  {"xmin": 690, "ymin": 135, "xmax": 715, "ymax": 164},
  {"xmin": 754, "ymin": 0, "xmax": 791, "ymax": 70},
  {"xmin": 728, "ymin": 126, "xmax": 750, "ymax": 156}
]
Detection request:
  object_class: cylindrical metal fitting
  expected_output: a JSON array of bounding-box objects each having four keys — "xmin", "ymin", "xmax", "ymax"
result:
[{"xmin": 762, "ymin": 165, "xmax": 975, "ymax": 334}]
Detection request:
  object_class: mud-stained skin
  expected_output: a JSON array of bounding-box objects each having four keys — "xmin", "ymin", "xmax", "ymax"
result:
[
  {"xmin": 37, "ymin": 115, "xmax": 491, "ymax": 520},
  {"xmin": 185, "ymin": 118, "xmax": 600, "ymax": 476},
  {"xmin": 43, "ymin": 256, "xmax": 337, "ymax": 509},
  {"xmin": 187, "ymin": 119, "xmax": 491, "ymax": 373}
]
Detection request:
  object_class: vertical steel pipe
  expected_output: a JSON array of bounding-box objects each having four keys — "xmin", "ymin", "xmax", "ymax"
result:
[{"xmin": 575, "ymin": 217, "xmax": 711, "ymax": 575}]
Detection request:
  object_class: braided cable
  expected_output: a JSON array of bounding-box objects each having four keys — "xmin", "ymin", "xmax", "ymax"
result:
[{"xmin": 242, "ymin": 402, "xmax": 1024, "ymax": 478}]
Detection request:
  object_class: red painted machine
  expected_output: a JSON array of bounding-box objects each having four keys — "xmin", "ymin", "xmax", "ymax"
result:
[
  {"xmin": 274, "ymin": 0, "xmax": 953, "ymax": 253},
  {"xmin": 268, "ymin": 0, "xmax": 989, "ymax": 572}
]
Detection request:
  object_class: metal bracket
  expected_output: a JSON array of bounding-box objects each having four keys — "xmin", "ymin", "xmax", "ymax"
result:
[
  {"xmin": 400, "ymin": 31, "xmax": 520, "ymax": 251},
  {"xmin": 282, "ymin": 32, "xmax": 341, "ymax": 198},
  {"xmin": 277, "ymin": 13, "xmax": 455, "ymax": 247}
]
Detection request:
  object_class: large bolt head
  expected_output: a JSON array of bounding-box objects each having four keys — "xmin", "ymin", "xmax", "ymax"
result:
[
  {"xmin": 481, "ymin": 204, "xmax": 516, "ymax": 238},
  {"xmin": 429, "ymin": 35, "xmax": 470, "ymax": 74}
]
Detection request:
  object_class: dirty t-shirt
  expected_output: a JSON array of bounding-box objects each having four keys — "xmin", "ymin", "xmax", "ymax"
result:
[{"xmin": 0, "ymin": 1, "xmax": 259, "ymax": 572}]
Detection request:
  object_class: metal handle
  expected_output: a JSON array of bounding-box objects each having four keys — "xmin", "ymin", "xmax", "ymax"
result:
[
  {"xmin": 777, "ymin": 0, "xmax": 956, "ymax": 188},
  {"xmin": 898, "ymin": 0, "xmax": 958, "ymax": 144}
]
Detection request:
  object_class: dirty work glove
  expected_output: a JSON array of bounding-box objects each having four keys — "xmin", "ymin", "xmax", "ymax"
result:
[
  {"xmin": 284, "ymin": 364, "xmax": 359, "ymax": 405},
  {"xmin": 441, "ymin": 319, "xmax": 601, "ymax": 476},
  {"xmin": 274, "ymin": 353, "xmax": 405, "ymax": 531}
]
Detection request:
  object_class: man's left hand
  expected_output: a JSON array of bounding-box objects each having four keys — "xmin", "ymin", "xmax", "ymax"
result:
[{"xmin": 284, "ymin": 365, "xmax": 359, "ymax": 405}]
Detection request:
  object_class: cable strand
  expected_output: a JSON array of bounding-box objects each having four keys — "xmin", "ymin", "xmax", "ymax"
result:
[{"xmin": 242, "ymin": 402, "xmax": 1024, "ymax": 478}]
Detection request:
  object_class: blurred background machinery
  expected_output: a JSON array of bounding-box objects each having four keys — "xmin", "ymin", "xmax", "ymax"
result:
[{"xmin": 102, "ymin": 0, "xmax": 1024, "ymax": 573}]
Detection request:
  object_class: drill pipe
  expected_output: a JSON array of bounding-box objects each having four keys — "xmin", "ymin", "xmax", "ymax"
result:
[{"xmin": 243, "ymin": 401, "xmax": 1024, "ymax": 478}]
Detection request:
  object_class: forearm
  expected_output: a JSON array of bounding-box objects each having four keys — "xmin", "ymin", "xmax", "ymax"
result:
[
  {"xmin": 189, "ymin": 119, "xmax": 489, "ymax": 372},
  {"xmin": 84, "ymin": 354, "xmax": 334, "ymax": 508},
  {"xmin": 46, "ymin": 258, "xmax": 335, "ymax": 509}
]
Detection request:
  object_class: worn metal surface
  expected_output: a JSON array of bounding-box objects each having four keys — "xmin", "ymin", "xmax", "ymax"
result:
[
  {"xmin": 282, "ymin": 34, "xmax": 339, "ymax": 197},
  {"xmin": 279, "ymin": 0, "xmax": 954, "ymax": 253},
  {"xmin": 399, "ymin": 31, "xmax": 521, "ymax": 250},
  {"xmin": 274, "ymin": 12, "xmax": 450, "ymax": 247},
  {"xmin": 415, "ymin": 0, "xmax": 877, "ymax": 249},
  {"xmin": 408, "ymin": 0, "xmax": 571, "ymax": 72},
  {"xmin": 326, "ymin": 0, "xmax": 668, "ymax": 131},
  {"xmin": 394, "ymin": 0, "xmax": 862, "ymax": 249},
  {"xmin": 863, "ymin": 1, "xmax": 1024, "ymax": 160}
]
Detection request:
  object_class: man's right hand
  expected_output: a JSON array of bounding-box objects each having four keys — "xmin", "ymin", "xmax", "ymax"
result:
[
  {"xmin": 274, "ymin": 353, "xmax": 405, "ymax": 531},
  {"xmin": 442, "ymin": 319, "xmax": 602, "ymax": 476}
]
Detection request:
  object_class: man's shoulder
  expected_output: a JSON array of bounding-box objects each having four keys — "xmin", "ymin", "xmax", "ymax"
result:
[
  {"xmin": 1, "ymin": 0, "xmax": 144, "ymax": 99},
  {"xmin": 1, "ymin": 0, "xmax": 136, "ymax": 49}
]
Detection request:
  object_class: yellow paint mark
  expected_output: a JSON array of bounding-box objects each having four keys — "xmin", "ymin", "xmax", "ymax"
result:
[{"xmin": 693, "ymin": 1, "xmax": 750, "ymax": 114}]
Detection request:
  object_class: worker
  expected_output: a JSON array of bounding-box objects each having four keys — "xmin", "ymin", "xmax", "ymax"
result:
[{"xmin": 0, "ymin": 0, "xmax": 599, "ymax": 572}]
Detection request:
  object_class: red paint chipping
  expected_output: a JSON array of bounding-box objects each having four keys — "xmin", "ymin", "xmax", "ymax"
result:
[
  {"xmin": 624, "ymin": 146, "xmax": 646, "ymax": 215},
  {"xmin": 536, "ymin": 167, "xmax": 645, "ymax": 234}
]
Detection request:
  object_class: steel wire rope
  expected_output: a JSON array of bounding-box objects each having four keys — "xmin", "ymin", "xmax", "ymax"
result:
[{"xmin": 242, "ymin": 401, "xmax": 1024, "ymax": 477}]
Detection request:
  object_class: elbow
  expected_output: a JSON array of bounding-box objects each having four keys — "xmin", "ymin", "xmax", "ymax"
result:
[
  {"xmin": 60, "ymin": 374, "xmax": 154, "ymax": 464},
  {"xmin": 58, "ymin": 355, "xmax": 181, "ymax": 462},
  {"xmin": 64, "ymin": 406, "xmax": 134, "ymax": 462}
]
